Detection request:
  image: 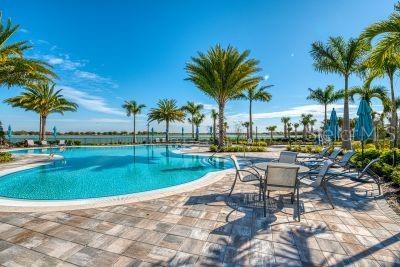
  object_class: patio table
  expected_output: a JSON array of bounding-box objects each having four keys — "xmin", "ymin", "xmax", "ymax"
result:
[{"xmin": 254, "ymin": 162, "xmax": 310, "ymax": 173}]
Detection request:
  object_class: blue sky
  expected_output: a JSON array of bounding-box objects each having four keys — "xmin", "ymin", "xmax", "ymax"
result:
[{"xmin": 1, "ymin": 0, "xmax": 397, "ymax": 133}]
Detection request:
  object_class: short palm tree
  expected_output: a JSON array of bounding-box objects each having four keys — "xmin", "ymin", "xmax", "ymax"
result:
[
  {"xmin": 281, "ymin": 117, "xmax": 291, "ymax": 138},
  {"xmin": 190, "ymin": 113, "xmax": 205, "ymax": 141},
  {"xmin": 0, "ymin": 14, "xmax": 55, "ymax": 88},
  {"xmin": 122, "ymin": 100, "xmax": 146, "ymax": 143},
  {"xmin": 293, "ymin": 123, "xmax": 300, "ymax": 139},
  {"xmin": 266, "ymin": 125, "xmax": 277, "ymax": 144},
  {"xmin": 210, "ymin": 109, "xmax": 218, "ymax": 144},
  {"xmin": 186, "ymin": 44, "xmax": 262, "ymax": 148},
  {"xmin": 300, "ymin": 114, "xmax": 313, "ymax": 138},
  {"xmin": 310, "ymin": 36, "xmax": 368, "ymax": 149},
  {"xmin": 307, "ymin": 85, "xmax": 342, "ymax": 128},
  {"xmin": 181, "ymin": 101, "xmax": 203, "ymax": 139},
  {"xmin": 309, "ymin": 119, "xmax": 317, "ymax": 133},
  {"xmin": 349, "ymin": 83, "xmax": 388, "ymax": 106},
  {"xmin": 148, "ymin": 99, "xmax": 185, "ymax": 142},
  {"xmin": 235, "ymin": 84, "xmax": 272, "ymax": 140},
  {"xmin": 5, "ymin": 83, "xmax": 77, "ymax": 140}
]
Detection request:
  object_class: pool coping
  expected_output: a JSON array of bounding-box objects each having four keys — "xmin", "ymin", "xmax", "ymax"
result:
[{"xmin": 0, "ymin": 146, "xmax": 233, "ymax": 212}]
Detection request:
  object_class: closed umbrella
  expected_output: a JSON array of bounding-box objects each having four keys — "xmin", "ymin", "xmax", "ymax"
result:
[
  {"xmin": 327, "ymin": 108, "xmax": 339, "ymax": 141},
  {"xmin": 7, "ymin": 125, "xmax": 12, "ymax": 142},
  {"xmin": 354, "ymin": 99, "xmax": 374, "ymax": 160}
]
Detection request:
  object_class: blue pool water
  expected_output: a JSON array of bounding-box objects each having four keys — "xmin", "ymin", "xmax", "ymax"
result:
[{"xmin": 4, "ymin": 146, "xmax": 231, "ymax": 200}]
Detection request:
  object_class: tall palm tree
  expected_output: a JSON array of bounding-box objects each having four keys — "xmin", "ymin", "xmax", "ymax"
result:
[
  {"xmin": 181, "ymin": 101, "xmax": 203, "ymax": 139},
  {"xmin": 210, "ymin": 109, "xmax": 218, "ymax": 144},
  {"xmin": 293, "ymin": 123, "xmax": 300, "ymax": 139},
  {"xmin": 122, "ymin": 100, "xmax": 146, "ymax": 143},
  {"xmin": 5, "ymin": 83, "xmax": 77, "ymax": 140},
  {"xmin": 148, "ymin": 99, "xmax": 185, "ymax": 142},
  {"xmin": 190, "ymin": 113, "xmax": 205, "ymax": 141},
  {"xmin": 281, "ymin": 117, "xmax": 291, "ymax": 138},
  {"xmin": 0, "ymin": 14, "xmax": 55, "ymax": 88},
  {"xmin": 310, "ymin": 36, "xmax": 368, "ymax": 149},
  {"xmin": 186, "ymin": 44, "xmax": 262, "ymax": 148},
  {"xmin": 235, "ymin": 84, "xmax": 272, "ymax": 140},
  {"xmin": 307, "ymin": 85, "xmax": 342, "ymax": 128},
  {"xmin": 266, "ymin": 125, "xmax": 277, "ymax": 144}
]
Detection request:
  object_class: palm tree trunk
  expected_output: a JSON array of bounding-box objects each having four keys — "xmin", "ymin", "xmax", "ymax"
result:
[
  {"xmin": 166, "ymin": 120, "xmax": 169, "ymax": 142},
  {"xmin": 249, "ymin": 100, "xmax": 253, "ymax": 140},
  {"xmin": 342, "ymin": 75, "xmax": 351, "ymax": 149},
  {"xmin": 213, "ymin": 118, "xmax": 216, "ymax": 144},
  {"xmin": 270, "ymin": 131, "xmax": 273, "ymax": 144},
  {"xmin": 41, "ymin": 115, "xmax": 47, "ymax": 141},
  {"xmin": 284, "ymin": 124, "xmax": 287, "ymax": 139},
  {"xmin": 324, "ymin": 104, "xmax": 327, "ymax": 129},
  {"xmin": 191, "ymin": 115, "xmax": 194, "ymax": 139},
  {"xmin": 133, "ymin": 115, "xmax": 136, "ymax": 144},
  {"xmin": 39, "ymin": 115, "xmax": 42, "ymax": 141},
  {"xmin": 389, "ymin": 73, "xmax": 398, "ymax": 147},
  {"xmin": 218, "ymin": 103, "xmax": 225, "ymax": 148}
]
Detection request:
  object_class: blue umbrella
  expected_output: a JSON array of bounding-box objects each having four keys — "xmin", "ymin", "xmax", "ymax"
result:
[
  {"xmin": 354, "ymin": 99, "xmax": 374, "ymax": 159},
  {"xmin": 53, "ymin": 126, "xmax": 57, "ymax": 141},
  {"xmin": 326, "ymin": 108, "xmax": 339, "ymax": 141},
  {"xmin": 7, "ymin": 125, "xmax": 12, "ymax": 141}
]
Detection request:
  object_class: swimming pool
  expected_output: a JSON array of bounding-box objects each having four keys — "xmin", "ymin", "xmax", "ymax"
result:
[{"xmin": 3, "ymin": 145, "xmax": 231, "ymax": 200}]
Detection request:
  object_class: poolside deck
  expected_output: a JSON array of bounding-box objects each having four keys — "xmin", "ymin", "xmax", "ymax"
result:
[{"xmin": 0, "ymin": 152, "xmax": 398, "ymax": 266}]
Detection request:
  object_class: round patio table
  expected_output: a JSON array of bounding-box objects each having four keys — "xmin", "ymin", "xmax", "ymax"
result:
[{"xmin": 254, "ymin": 162, "xmax": 310, "ymax": 173}]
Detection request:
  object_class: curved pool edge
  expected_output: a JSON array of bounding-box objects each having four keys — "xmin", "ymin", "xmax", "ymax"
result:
[{"xmin": 0, "ymin": 168, "xmax": 234, "ymax": 213}]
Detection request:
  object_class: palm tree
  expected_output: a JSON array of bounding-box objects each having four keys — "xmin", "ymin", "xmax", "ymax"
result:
[
  {"xmin": 210, "ymin": 109, "xmax": 218, "ymax": 144},
  {"xmin": 307, "ymin": 85, "xmax": 342, "ymax": 128},
  {"xmin": 148, "ymin": 99, "xmax": 185, "ymax": 142},
  {"xmin": 266, "ymin": 125, "xmax": 277, "ymax": 144},
  {"xmin": 310, "ymin": 36, "xmax": 368, "ymax": 149},
  {"xmin": 0, "ymin": 14, "xmax": 55, "ymax": 88},
  {"xmin": 122, "ymin": 100, "xmax": 146, "ymax": 143},
  {"xmin": 186, "ymin": 44, "xmax": 262, "ymax": 148},
  {"xmin": 293, "ymin": 123, "xmax": 300, "ymax": 139},
  {"xmin": 300, "ymin": 114, "xmax": 313, "ymax": 138},
  {"xmin": 190, "ymin": 113, "xmax": 205, "ymax": 141},
  {"xmin": 309, "ymin": 119, "xmax": 317, "ymax": 134},
  {"xmin": 235, "ymin": 84, "xmax": 272, "ymax": 140},
  {"xmin": 281, "ymin": 117, "xmax": 291, "ymax": 138},
  {"xmin": 242, "ymin": 122, "xmax": 250, "ymax": 139},
  {"xmin": 349, "ymin": 83, "xmax": 388, "ymax": 106},
  {"xmin": 181, "ymin": 101, "xmax": 203, "ymax": 139},
  {"xmin": 5, "ymin": 83, "xmax": 77, "ymax": 140}
]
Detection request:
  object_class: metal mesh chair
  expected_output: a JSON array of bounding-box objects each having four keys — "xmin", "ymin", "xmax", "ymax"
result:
[
  {"xmin": 263, "ymin": 163, "xmax": 300, "ymax": 219},
  {"xmin": 277, "ymin": 151, "xmax": 298, "ymax": 164},
  {"xmin": 229, "ymin": 155, "xmax": 263, "ymax": 198}
]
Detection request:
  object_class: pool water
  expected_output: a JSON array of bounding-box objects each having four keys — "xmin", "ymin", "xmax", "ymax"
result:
[{"xmin": 4, "ymin": 145, "xmax": 231, "ymax": 200}]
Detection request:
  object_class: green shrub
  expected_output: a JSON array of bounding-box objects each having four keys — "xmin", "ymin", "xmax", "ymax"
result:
[
  {"xmin": 0, "ymin": 152, "xmax": 12, "ymax": 163},
  {"xmin": 392, "ymin": 167, "xmax": 400, "ymax": 186}
]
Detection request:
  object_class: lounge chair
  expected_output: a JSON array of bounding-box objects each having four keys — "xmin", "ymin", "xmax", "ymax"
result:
[
  {"xmin": 263, "ymin": 163, "xmax": 300, "ymax": 218},
  {"xmin": 26, "ymin": 139, "xmax": 35, "ymax": 147},
  {"xmin": 302, "ymin": 147, "xmax": 342, "ymax": 169},
  {"xmin": 333, "ymin": 150, "xmax": 356, "ymax": 171},
  {"xmin": 349, "ymin": 158, "xmax": 382, "ymax": 195},
  {"xmin": 58, "ymin": 140, "xmax": 66, "ymax": 146},
  {"xmin": 229, "ymin": 155, "xmax": 263, "ymax": 198},
  {"xmin": 300, "ymin": 160, "xmax": 336, "ymax": 210},
  {"xmin": 298, "ymin": 147, "xmax": 329, "ymax": 160},
  {"xmin": 40, "ymin": 140, "xmax": 48, "ymax": 146}
]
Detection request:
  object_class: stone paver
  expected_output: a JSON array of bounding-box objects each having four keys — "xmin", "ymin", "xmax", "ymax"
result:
[{"xmin": 0, "ymin": 150, "xmax": 398, "ymax": 266}]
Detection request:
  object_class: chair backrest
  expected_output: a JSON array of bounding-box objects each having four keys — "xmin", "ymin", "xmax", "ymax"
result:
[
  {"xmin": 328, "ymin": 148, "xmax": 342, "ymax": 160},
  {"xmin": 279, "ymin": 151, "xmax": 298, "ymax": 164},
  {"xmin": 318, "ymin": 147, "xmax": 329, "ymax": 158},
  {"xmin": 230, "ymin": 155, "xmax": 243, "ymax": 180},
  {"xmin": 27, "ymin": 140, "xmax": 34, "ymax": 146},
  {"xmin": 338, "ymin": 150, "xmax": 355, "ymax": 166},
  {"xmin": 265, "ymin": 163, "xmax": 299, "ymax": 192},
  {"xmin": 315, "ymin": 160, "xmax": 334, "ymax": 186},
  {"xmin": 359, "ymin": 158, "xmax": 380, "ymax": 179}
]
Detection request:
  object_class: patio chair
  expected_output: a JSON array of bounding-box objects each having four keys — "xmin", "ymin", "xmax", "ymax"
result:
[
  {"xmin": 302, "ymin": 147, "xmax": 342, "ymax": 169},
  {"xmin": 352, "ymin": 158, "xmax": 382, "ymax": 195},
  {"xmin": 298, "ymin": 147, "xmax": 329, "ymax": 160},
  {"xmin": 26, "ymin": 139, "xmax": 35, "ymax": 147},
  {"xmin": 300, "ymin": 160, "xmax": 336, "ymax": 210},
  {"xmin": 263, "ymin": 163, "xmax": 300, "ymax": 219},
  {"xmin": 229, "ymin": 155, "xmax": 263, "ymax": 199},
  {"xmin": 40, "ymin": 140, "xmax": 48, "ymax": 146},
  {"xmin": 333, "ymin": 150, "xmax": 356, "ymax": 171},
  {"xmin": 274, "ymin": 151, "xmax": 298, "ymax": 164},
  {"xmin": 58, "ymin": 140, "xmax": 66, "ymax": 146}
]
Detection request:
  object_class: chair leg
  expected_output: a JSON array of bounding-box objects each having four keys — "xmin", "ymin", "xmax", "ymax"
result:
[
  {"xmin": 322, "ymin": 182, "xmax": 334, "ymax": 209},
  {"xmin": 290, "ymin": 193, "xmax": 294, "ymax": 204},
  {"xmin": 229, "ymin": 173, "xmax": 238, "ymax": 196},
  {"xmin": 297, "ymin": 186, "xmax": 300, "ymax": 221}
]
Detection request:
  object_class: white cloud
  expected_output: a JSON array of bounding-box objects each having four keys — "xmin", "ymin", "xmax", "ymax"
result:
[
  {"xmin": 19, "ymin": 28, "xmax": 28, "ymax": 33},
  {"xmin": 74, "ymin": 70, "xmax": 100, "ymax": 80},
  {"xmin": 228, "ymin": 104, "xmax": 358, "ymax": 121},
  {"xmin": 59, "ymin": 86, "xmax": 124, "ymax": 116},
  {"xmin": 40, "ymin": 54, "xmax": 84, "ymax": 70},
  {"xmin": 198, "ymin": 103, "xmax": 217, "ymax": 111}
]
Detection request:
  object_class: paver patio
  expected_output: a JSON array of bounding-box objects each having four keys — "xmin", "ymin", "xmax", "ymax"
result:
[{"xmin": 0, "ymin": 151, "xmax": 399, "ymax": 266}]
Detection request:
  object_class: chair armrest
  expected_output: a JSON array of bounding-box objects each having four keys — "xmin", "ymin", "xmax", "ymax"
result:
[{"xmin": 236, "ymin": 169, "xmax": 263, "ymax": 181}]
